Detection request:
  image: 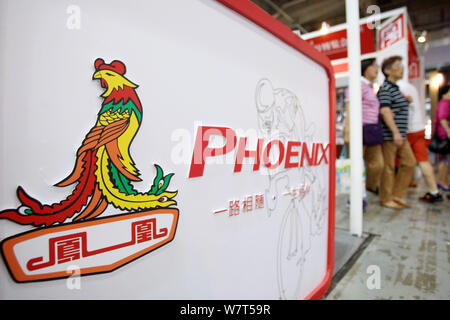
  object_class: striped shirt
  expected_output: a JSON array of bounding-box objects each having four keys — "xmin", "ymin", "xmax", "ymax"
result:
[
  {"xmin": 344, "ymin": 77, "xmax": 380, "ymax": 125},
  {"xmin": 377, "ymin": 79, "xmax": 409, "ymax": 140}
]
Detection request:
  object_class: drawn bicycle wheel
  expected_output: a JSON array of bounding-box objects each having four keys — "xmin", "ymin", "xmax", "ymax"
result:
[{"xmin": 277, "ymin": 202, "xmax": 305, "ymax": 300}]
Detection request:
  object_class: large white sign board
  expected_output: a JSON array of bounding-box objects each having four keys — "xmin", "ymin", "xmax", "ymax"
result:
[{"xmin": 0, "ymin": 0, "xmax": 335, "ymax": 299}]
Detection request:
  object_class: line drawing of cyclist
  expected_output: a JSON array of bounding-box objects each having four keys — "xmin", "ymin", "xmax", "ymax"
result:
[{"xmin": 254, "ymin": 78, "xmax": 328, "ymax": 299}]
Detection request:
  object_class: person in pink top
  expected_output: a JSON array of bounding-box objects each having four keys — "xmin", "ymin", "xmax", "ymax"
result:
[
  {"xmin": 434, "ymin": 85, "xmax": 450, "ymax": 194},
  {"xmin": 344, "ymin": 58, "xmax": 384, "ymax": 196}
]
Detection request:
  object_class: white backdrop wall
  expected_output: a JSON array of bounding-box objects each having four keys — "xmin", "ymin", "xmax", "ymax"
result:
[{"xmin": 0, "ymin": 0, "xmax": 332, "ymax": 299}]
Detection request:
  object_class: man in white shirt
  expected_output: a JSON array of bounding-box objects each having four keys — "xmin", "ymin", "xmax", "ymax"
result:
[{"xmin": 397, "ymin": 80, "xmax": 443, "ymax": 202}]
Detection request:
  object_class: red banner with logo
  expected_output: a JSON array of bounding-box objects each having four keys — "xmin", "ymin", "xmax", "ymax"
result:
[
  {"xmin": 307, "ymin": 24, "xmax": 376, "ymax": 61},
  {"xmin": 407, "ymin": 26, "xmax": 419, "ymax": 79},
  {"xmin": 378, "ymin": 15, "xmax": 404, "ymax": 50}
]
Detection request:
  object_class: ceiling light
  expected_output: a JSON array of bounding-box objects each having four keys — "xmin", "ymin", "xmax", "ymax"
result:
[
  {"xmin": 431, "ymin": 73, "xmax": 444, "ymax": 89},
  {"xmin": 320, "ymin": 21, "xmax": 330, "ymax": 35},
  {"xmin": 417, "ymin": 31, "xmax": 427, "ymax": 43}
]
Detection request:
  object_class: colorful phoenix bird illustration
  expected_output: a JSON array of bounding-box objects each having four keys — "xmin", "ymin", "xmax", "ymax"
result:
[{"xmin": 0, "ymin": 59, "xmax": 177, "ymax": 227}]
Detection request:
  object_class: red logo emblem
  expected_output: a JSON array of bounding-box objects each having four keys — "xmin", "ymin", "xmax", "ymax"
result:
[{"xmin": 0, "ymin": 59, "xmax": 179, "ymax": 282}]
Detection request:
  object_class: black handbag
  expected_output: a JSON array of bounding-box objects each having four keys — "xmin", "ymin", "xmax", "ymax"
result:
[
  {"xmin": 363, "ymin": 116, "xmax": 384, "ymax": 146},
  {"xmin": 428, "ymin": 134, "xmax": 450, "ymax": 155}
]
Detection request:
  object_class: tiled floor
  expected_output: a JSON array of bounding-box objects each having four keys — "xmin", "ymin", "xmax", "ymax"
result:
[{"xmin": 326, "ymin": 177, "xmax": 450, "ymax": 300}]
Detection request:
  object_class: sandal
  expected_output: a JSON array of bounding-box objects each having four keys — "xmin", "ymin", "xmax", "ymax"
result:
[
  {"xmin": 437, "ymin": 183, "xmax": 450, "ymax": 192},
  {"xmin": 409, "ymin": 180, "xmax": 418, "ymax": 188},
  {"xmin": 393, "ymin": 198, "xmax": 411, "ymax": 208},
  {"xmin": 380, "ymin": 201, "xmax": 403, "ymax": 210}
]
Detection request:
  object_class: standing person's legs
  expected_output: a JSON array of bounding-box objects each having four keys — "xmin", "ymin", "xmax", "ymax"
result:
[
  {"xmin": 364, "ymin": 144, "xmax": 384, "ymax": 192},
  {"xmin": 437, "ymin": 154, "xmax": 449, "ymax": 189},
  {"xmin": 418, "ymin": 162, "xmax": 438, "ymax": 191},
  {"xmin": 406, "ymin": 131, "xmax": 419, "ymax": 187},
  {"xmin": 407, "ymin": 130, "xmax": 441, "ymax": 201},
  {"xmin": 380, "ymin": 141, "xmax": 402, "ymax": 208},
  {"xmin": 392, "ymin": 141, "xmax": 416, "ymax": 206},
  {"xmin": 417, "ymin": 161, "xmax": 444, "ymax": 202}
]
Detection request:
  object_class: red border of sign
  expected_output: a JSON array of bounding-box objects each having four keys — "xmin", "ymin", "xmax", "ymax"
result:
[{"xmin": 215, "ymin": 0, "xmax": 336, "ymax": 300}]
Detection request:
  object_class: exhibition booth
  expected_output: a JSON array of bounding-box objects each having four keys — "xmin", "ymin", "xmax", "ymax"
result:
[
  {"xmin": 298, "ymin": 7, "xmax": 425, "ymax": 150},
  {"xmin": 0, "ymin": 0, "xmax": 335, "ymax": 300}
]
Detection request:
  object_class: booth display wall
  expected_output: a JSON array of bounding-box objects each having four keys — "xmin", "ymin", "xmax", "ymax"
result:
[{"xmin": 301, "ymin": 9, "xmax": 425, "ymax": 151}]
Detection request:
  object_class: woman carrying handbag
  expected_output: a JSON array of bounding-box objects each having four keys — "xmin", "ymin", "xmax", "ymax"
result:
[{"xmin": 344, "ymin": 58, "xmax": 384, "ymax": 203}]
